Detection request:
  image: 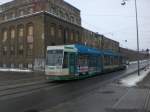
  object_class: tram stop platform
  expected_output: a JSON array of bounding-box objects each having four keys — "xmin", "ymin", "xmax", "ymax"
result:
[{"xmin": 43, "ymin": 67, "xmax": 150, "ymax": 112}]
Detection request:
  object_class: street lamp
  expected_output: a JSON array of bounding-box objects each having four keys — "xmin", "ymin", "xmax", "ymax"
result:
[
  {"xmin": 121, "ymin": 0, "xmax": 140, "ymax": 76},
  {"xmin": 146, "ymin": 49, "xmax": 150, "ymax": 68}
]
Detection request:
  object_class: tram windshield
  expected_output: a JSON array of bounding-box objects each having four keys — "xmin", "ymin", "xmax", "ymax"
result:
[{"xmin": 47, "ymin": 50, "xmax": 64, "ymax": 66}]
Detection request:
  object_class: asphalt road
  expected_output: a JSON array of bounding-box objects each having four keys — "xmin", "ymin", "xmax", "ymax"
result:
[{"xmin": 0, "ymin": 61, "xmax": 148, "ymax": 112}]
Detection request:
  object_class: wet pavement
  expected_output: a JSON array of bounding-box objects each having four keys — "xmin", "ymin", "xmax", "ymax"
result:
[
  {"xmin": 0, "ymin": 71, "xmax": 45, "ymax": 82},
  {"xmin": 43, "ymin": 66, "xmax": 150, "ymax": 112}
]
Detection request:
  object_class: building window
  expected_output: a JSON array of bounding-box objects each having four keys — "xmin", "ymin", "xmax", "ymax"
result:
[
  {"xmin": 3, "ymin": 64, "xmax": 7, "ymax": 68},
  {"xmin": 11, "ymin": 64, "xmax": 14, "ymax": 68},
  {"xmin": 2, "ymin": 46, "xmax": 7, "ymax": 56},
  {"xmin": 10, "ymin": 46, "xmax": 15, "ymax": 55},
  {"xmin": 59, "ymin": 10, "xmax": 64, "ymax": 18},
  {"xmin": 4, "ymin": 14, "xmax": 7, "ymax": 20},
  {"xmin": 58, "ymin": 27, "xmax": 62, "ymax": 38},
  {"xmin": 19, "ymin": 10, "xmax": 24, "ymax": 16},
  {"xmin": 70, "ymin": 31, "xmax": 74, "ymax": 41},
  {"xmin": 64, "ymin": 29, "xmax": 69, "ymax": 43},
  {"xmin": 65, "ymin": 13, "xmax": 69, "ymax": 20},
  {"xmin": 76, "ymin": 31, "xmax": 80, "ymax": 42},
  {"xmin": 10, "ymin": 29, "xmax": 15, "ymax": 39},
  {"xmin": 18, "ymin": 45, "xmax": 24, "ymax": 55},
  {"xmin": 28, "ymin": 64, "xmax": 33, "ymax": 69},
  {"xmin": 12, "ymin": 12, "xmax": 15, "ymax": 18},
  {"xmin": 27, "ymin": 25, "xmax": 34, "ymax": 43},
  {"xmin": 71, "ymin": 16, "xmax": 74, "ymax": 23},
  {"xmin": 2, "ymin": 30, "xmax": 8, "ymax": 42},
  {"xmin": 29, "ymin": 8, "xmax": 33, "ymax": 13},
  {"xmin": 76, "ymin": 18, "xmax": 79, "ymax": 24},
  {"xmin": 27, "ymin": 44, "xmax": 33, "ymax": 56},
  {"xmin": 51, "ymin": 7, "xmax": 56, "ymax": 14},
  {"xmin": 19, "ymin": 64, "xmax": 23, "ymax": 69},
  {"xmin": 18, "ymin": 26, "xmax": 24, "ymax": 43},
  {"xmin": 28, "ymin": 26, "xmax": 33, "ymax": 36},
  {"xmin": 19, "ymin": 27, "xmax": 24, "ymax": 37},
  {"xmin": 50, "ymin": 25, "xmax": 55, "ymax": 36}
]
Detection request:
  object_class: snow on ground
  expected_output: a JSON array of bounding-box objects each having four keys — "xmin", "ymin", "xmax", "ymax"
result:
[
  {"xmin": 0, "ymin": 68, "xmax": 32, "ymax": 73},
  {"xmin": 120, "ymin": 67, "xmax": 150, "ymax": 87},
  {"xmin": 129, "ymin": 60, "xmax": 149, "ymax": 64}
]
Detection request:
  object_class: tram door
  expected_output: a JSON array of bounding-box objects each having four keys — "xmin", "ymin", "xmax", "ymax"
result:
[{"xmin": 69, "ymin": 53, "xmax": 76, "ymax": 75}]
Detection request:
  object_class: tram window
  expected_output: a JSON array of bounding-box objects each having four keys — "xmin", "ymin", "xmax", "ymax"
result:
[
  {"xmin": 63, "ymin": 52, "xmax": 68, "ymax": 68},
  {"xmin": 104, "ymin": 55, "xmax": 111, "ymax": 65},
  {"xmin": 78, "ymin": 55, "xmax": 88, "ymax": 66},
  {"xmin": 114, "ymin": 57, "xmax": 117, "ymax": 65},
  {"xmin": 111, "ymin": 57, "xmax": 113, "ymax": 65},
  {"xmin": 47, "ymin": 50, "xmax": 63, "ymax": 66},
  {"xmin": 104, "ymin": 56, "xmax": 108, "ymax": 65},
  {"xmin": 89, "ymin": 56, "xmax": 97, "ymax": 67}
]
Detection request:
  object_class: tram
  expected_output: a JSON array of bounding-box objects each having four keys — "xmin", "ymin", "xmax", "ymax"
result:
[{"xmin": 45, "ymin": 44, "xmax": 126, "ymax": 81}]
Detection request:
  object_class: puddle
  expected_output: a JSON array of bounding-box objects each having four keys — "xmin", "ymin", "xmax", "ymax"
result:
[{"xmin": 119, "ymin": 68, "xmax": 150, "ymax": 87}]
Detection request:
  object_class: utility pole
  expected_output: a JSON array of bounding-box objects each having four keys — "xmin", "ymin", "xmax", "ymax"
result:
[
  {"xmin": 121, "ymin": 0, "xmax": 140, "ymax": 75},
  {"xmin": 146, "ymin": 49, "xmax": 149, "ymax": 68}
]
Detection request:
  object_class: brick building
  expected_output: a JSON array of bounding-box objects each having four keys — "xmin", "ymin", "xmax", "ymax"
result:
[
  {"xmin": 0, "ymin": 11, "xmax": 83, "ymax": 70},
  {"xmin": 0, "ymin": 1, "xmax": 120, "ymax": 71},
  {"xmin": 120, "ymin": 47, "xmax": 148, "ymax": 61}
]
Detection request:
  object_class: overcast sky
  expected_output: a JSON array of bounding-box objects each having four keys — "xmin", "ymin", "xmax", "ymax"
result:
[{"xmin": 1, "ymin": 0, "xmax": 150, "ymax": 50}]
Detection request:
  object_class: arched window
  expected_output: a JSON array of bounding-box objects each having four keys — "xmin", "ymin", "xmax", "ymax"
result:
[
  {"xmin": 76, "ymin": 31, "xmax": 80, "ymax": 42},
  {"xmin": 17, "ymin": 25, "xmax": 24, "ymax": 44},
  {"xmin": 2, "ymin": 46, "xmax": 7, "ymax": 56},
  {"xmin": 65, "ymin": 13, "xmax": 69, "ymax": 21},
  {"xmin": 50, "ymin": 24, "xmax": 55, "ymax": 36},
  {"xmin": 27, "ymin": 44, "xmax": 33, "ymax": 56},
  {"xmin": 11, "ymin": 12, "xmax": 15, "ymax": 19},
  {"xmin": 19, "ymin": 10, "xmax": 24, "ymax": 16},
  {"xmin": 58, "ymin": 26, "xmax": 62, "ymax": 38},
  {"xmin": 64, "ymin": 28, "xmax": 69, "ymax": 43},
  {"xmin": 10, "ymin": 28, "xmax": 15, "ymax": 39},
  {"xmin": 19, "ymin": 27, "xmax": 24, "ymax": 37},
  {"xmin": 70, "ymin": 31, "xmax": 74, "ymax": 41},
  {"xmin": 18, "ymin": 45, "xmax": 24, "ymax": 55},
  {"xmin": 4, "ymin": 14, "xmax": 7, "ymax": 21},
  {"xmin": 71, "ymin": 16, "xmax": 74, "ymax": 23},
  {"xmin": 10, "ymin": 46, "xmax": 15, "ymax": 55},
  {"xmin": 28, "ymin": 26, "xmax": 33, "ymax": 36},
  {"xmin": 27, "ymin": 23, "xmax": 34, "ymax": 57},
  {"xmin": 2, "ymin": 30, "xmax": 8, "ymax": 42},
  {"xmin": 51, "ymin": 7, "xmax": 56, "ymax": 15},
  {"xmin": 29, "ymin": 8, "xmax": 33, "ymax": 14},
  {"xmin": 27, "ymin": 25, "xmax": 34, "ymax": 43}
]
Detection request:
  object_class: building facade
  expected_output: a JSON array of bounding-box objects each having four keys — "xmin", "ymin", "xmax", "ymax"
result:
[
  {"xmin": 0, "ymin": 12, "xmax": 83, "ymax": 70},
  {"xmin": 0, "ymin": 1, "xmax": 121, "ymax": 71}
]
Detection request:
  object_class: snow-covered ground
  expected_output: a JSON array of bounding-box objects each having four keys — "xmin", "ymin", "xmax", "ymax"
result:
[
  {"xmin": 0, "ymin": 68, "xmax": 32, "ymax": 73},
  {"xmin": 120, "ymin": 67, "xmax": 150, "ymax": 87},
  {"xmin": 129, "ymin": 60, "xmax": 149, "ymax": 64}
]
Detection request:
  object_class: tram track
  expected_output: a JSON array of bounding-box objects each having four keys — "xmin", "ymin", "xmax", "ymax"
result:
[
  {"xmin": 0, "ymin": 80, "xmax": 67, "ymax": 99},
  {"xmin": 0, "ymin": 79, "xmax": 47, "ymax": 91},
  {"xmin": 0, "ymin": 82, "xmax": 58, "ymax": 98},
  {"xmin": 0, "ymin": 76, "xmax": 45, "ymax": 86}
]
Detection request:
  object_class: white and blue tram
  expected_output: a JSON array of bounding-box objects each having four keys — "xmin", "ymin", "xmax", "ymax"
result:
[{"xmin": 45, "ymin": 44, "xmax": 126, "ymax": 81}]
